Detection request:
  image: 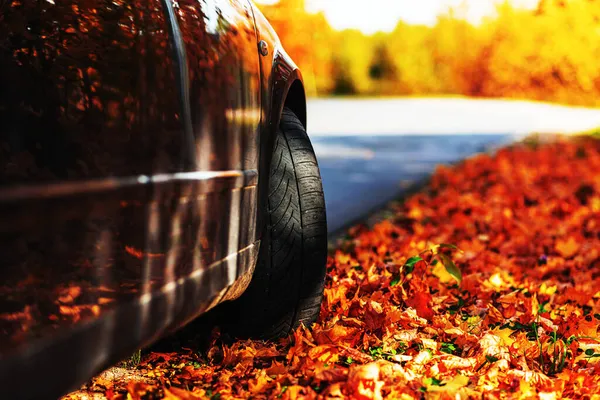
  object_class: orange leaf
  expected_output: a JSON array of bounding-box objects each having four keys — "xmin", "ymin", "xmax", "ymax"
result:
[
  {"xmin": 347, "ymin": 363, "xmax": 384, "ymax": 400},
  {"xmin": 555, "ymin": 236, "xmax": 580, "ymax": 258}
]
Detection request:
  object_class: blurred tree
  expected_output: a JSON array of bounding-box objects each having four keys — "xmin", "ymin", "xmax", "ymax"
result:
[
  {"xmin": 369, "ymin": 43, "xmax": 397, "ymax": 96},
  {"xmin": 385, "ymin": 23, "xmax": 445, "ymax": 94},
  {"xmin": 331, "ymin": 57, "xmax": 356, "ymax": 95},
  {"xmin": 259, "ymin": 0, "xmax": 334, "ymax": 95},
  {"xmin": 474, "ymin": 0, "xmax": 600, "ymax": 105},
  {"xmin": 332, "ymin": 29, "xmax": 372, "ymax": 95},
  {"xmin": 369, "ymin": 44, "xmax": 396, "ymax": 81},
  {"xmin": 256, "ymin": 0, "xmax": 600, "ymax": 106}
]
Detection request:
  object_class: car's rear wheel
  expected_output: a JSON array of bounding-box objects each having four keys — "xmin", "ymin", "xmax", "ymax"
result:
[{"xmin": 224, "ymin": 107, "xmax": 327, "ymax": 339}]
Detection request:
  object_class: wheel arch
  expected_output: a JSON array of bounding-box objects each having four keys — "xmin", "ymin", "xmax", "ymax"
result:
[
  {"xmin": 283, "ymin": 79, "xmax": 307, "ymax": 130},
  {"xmin": 255, "ymin": 49, "xmax": 308, "ymax": 241},
  {"xmin": 249, "ymin": 3, "xmax": 309, "ymax": 239}
]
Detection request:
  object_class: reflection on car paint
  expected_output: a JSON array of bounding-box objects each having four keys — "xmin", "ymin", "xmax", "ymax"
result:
[
  {"xmin": 0, "ymin": 0, "xmax": 310, "ymax": 397},
  {"xmin": 0, "ymin": 0, "xmax": 181, "ymax": 184},
  {"xmin": 0, "ymin": 0, "xmax": 260, "ymax": 373}
]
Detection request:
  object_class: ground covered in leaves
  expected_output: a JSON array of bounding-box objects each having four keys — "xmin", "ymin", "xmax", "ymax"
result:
[{"xmin": 67, "ymin": 136, "xmax": 600, "ymax": 399}]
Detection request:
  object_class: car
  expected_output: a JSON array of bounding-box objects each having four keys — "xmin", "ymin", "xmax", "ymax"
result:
[{"xmin": 0, "ymin": 1, "xmax": 328, "ymax": 398}]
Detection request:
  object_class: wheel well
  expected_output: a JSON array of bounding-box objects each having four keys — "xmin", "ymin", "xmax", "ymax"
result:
[
  {"xmin": 283, "ymin": 79, "xmax": 306, "ymax": 129},
  {"xmin": 256, "ymin": 78, "xmax": 307, "ymax": 240}
]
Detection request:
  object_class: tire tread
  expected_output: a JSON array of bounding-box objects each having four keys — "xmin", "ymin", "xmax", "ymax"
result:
[{"xmin": 223, "ymin": 107, "xmax": 327, "ymax": 339}]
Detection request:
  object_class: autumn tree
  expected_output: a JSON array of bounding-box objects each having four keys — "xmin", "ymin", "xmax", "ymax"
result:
[
  {"xmin": 259, "ymin": 0, "xmax": 335, "ymax": 95},
  {"xmin": 330, "ymin": 57, "xmax": 356, "ymax": 95},
  {"xmin": 255, "ymin": 0, "xmax": 600, "ymax": 105},
  {"xmin": 368, "ymin": 43, "xmax": 397, "ymax": 95}
]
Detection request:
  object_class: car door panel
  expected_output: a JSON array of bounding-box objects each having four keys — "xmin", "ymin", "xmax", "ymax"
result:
[
  {"xmin": 172, "ymin": 0, "xmax": 262, "ymax": 295},
  {"xmin": 0, "ymin": 0, "xmax": 261, "ymax": 398}
]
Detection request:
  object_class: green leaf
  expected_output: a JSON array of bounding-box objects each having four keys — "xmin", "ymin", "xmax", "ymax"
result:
[
  {"xmin": 390, "ymin": 276, "xmax": 400, "ymax": 286},
  {"xmin": 585, "ymin": 348, "xmax": 595, "ymax": 356},
  {"xmin": 397, "ymin": 342, "xmax": 408, "ymax": 353},
  {"xmin": 404, "ymin": 256, "xmax": 423, "ymax": 273},
  {"xmin": 485, "ymin": 355, "xmax": 499, "ymax": 363},
  {"xmin": 424, "ymin": 377, "xmax": 444, "ymax": 386},
  {"xmin": 369, "ymin": 346, "xmax": 383, "ymax": 358},
  {"xmin": 438, "ymin": 253, "xmax": 462, "ymax": 284},
  {"xmin": 277, "ymin": 386, "xmax": 288, "ymax": 399},
  {"xmin": 439, "ymin": 243, "xmax": 462, "ymax": 252},
  {"xmin": 441, "ymin": 342, "xmax": 458, "ymax": 354}
]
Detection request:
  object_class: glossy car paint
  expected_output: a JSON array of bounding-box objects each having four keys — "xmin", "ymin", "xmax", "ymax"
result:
[{"xmin": 0, "ymin": 0, "xmax": 306, "ymax": 398}]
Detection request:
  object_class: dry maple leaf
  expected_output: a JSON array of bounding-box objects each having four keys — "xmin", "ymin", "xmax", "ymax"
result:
[
  {"xmin": 555, "ymin": 236, "xmax": 581, "ymax": 258},
  {"xmin": 347, "ymin": 362, "xmax": 384, "ymax": 400},
  {"xmin": 62, "ymin": 137, "xmax": 600, "ymax": 400}
]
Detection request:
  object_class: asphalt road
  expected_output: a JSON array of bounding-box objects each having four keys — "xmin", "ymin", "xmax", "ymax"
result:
[{"xmin": 309, "ymin": 98, "xmax": 600, "ymax": 233}]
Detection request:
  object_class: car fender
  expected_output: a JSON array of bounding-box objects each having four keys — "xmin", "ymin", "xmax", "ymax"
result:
[{"xmin": 250, "ymin": 3, "xmax": 308, "ymax": 234}]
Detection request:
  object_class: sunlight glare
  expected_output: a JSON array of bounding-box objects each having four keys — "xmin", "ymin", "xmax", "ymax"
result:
[{"xmin": 255, "ymin": 0, "xmax": 540, "ymax": 34}]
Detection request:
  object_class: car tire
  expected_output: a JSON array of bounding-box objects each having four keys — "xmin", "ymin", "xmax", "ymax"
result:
[{"xmin": 223, "ymin": 107, "xmax": 327, "ymax": 339}]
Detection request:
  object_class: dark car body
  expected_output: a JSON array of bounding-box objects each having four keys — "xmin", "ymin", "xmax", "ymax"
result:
[{"xmin": 0, "ymin": 1, "xmax": 307, "ymax": 398}]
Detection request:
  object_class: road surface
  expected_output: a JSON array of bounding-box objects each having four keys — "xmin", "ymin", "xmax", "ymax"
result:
[{"xmin": 309, "ymin": 98, "xmax": 600, "ymax": 233}]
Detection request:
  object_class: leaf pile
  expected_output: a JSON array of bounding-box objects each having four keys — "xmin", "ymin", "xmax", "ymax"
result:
[{"xmin": 69, "ymin": 136, "xmax": 600, "ymax": 399}]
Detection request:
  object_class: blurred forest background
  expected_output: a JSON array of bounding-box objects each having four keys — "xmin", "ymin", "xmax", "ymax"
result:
[{"xmin": 257, "ymin": 0, "xmax": 600, "ymax": 106}]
